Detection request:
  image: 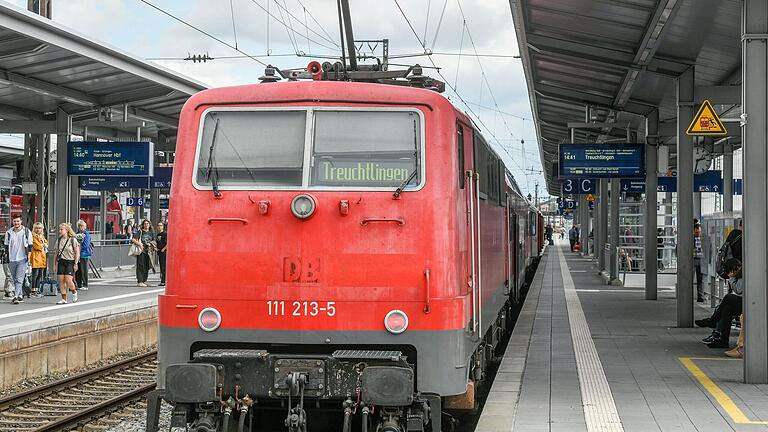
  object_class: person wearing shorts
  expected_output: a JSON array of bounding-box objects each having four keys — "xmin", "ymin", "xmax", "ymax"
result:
[{"xmin": 55, "ymin": 223, "xmax": 79, "ymax": 304}]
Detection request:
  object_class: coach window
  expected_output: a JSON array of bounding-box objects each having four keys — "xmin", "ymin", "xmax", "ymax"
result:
[
  {"xmin": 196, "ymin": 110, "xmax": 306, "ymax": 187},
  {"xmin": 473, "ymin": 132, "xmax": 488, "ymax": 199},
  {"xmin": 310, "ymin": 110, "xmax": 421, "ymax": 188}
]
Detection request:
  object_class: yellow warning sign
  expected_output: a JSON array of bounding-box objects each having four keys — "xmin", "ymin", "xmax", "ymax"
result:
[
  {"xmin": 687, "ymin": 99, "xmax": 727, "ymax": 136},
  {"xmin": 586, "ymin": 194, "xmax": 595, "ymax": 202}
]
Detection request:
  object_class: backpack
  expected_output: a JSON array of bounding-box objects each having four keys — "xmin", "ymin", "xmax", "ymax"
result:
[{"xmin": 716, "ymin": 232, "xmax": 741, "ymax": 278}]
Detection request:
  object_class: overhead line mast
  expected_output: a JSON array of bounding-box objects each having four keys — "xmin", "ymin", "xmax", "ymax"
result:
[{"xmin": 339, "ymin": 0, "xmax": 357, "ymax": 71}]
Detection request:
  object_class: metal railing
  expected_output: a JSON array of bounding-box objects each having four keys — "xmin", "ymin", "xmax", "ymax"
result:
[{"xmin": 90, "ymin": 239, "xmax": 136, "ymax": 271}]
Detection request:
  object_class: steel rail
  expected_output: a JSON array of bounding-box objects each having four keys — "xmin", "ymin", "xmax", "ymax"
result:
[{"xmin": 0, "ymin": 350, "xmax": 157, "ymax": 431}]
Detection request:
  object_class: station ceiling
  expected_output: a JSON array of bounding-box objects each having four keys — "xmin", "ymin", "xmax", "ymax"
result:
[
  {"xmin": 510, "ymin": 0, "xmax": 742, "ymax": 195},
  {"xmin": 0, "ymin": 2, "xmax": 206, "ymax": 154}
]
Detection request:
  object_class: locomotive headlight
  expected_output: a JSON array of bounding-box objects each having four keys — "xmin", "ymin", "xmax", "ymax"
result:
[
  {"xmin": 198, "ymin": 308, "xmax": 222, "ymax": 332},
  {"xmin": 291, "ymin": 194, "xmax": 316, "ymax": 219},
  {"xmin": 384, "ymin": 310, "xmax": 409, "ymax": 334}
]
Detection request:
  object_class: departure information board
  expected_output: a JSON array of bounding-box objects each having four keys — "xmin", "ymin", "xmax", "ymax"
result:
[
  {"xmin": 68, "ymin": 141, "xmax": 154, "ymax": 176},
  {"xmin": 559, "ymin": 143, "xmax": 645, "ymax": 178}
]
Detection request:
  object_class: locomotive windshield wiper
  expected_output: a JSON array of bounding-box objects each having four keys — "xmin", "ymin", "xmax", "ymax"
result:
[
  {"xmin": 393, "ymin": 168, "xmax": 418, "ymax": 198},
  {"xmin": 206, "ymin": 117, "xmax": 222, "ymax": 197}
]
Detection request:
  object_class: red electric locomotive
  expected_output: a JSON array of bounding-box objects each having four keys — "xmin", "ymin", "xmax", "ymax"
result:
[{"xmin": 148, "ymin": 64, "xmax": 541, "ymax": 432}]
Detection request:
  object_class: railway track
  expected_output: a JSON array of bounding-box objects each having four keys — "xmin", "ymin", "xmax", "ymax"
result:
[{"xmin": 0, "ymin": 350, "xmax": 157, "ymax": 432}]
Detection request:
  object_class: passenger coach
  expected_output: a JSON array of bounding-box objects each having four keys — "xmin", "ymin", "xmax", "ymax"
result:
[{"xmin": 148, "ymin": 66, "xmax": 541, "ymax": 432}]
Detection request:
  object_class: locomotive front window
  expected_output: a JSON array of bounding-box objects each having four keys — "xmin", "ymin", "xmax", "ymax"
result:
[
  {"xmin": 196, "ymin": 111, "xmax": 306, "ymax": 187},
  {"xmin": 310, "ymin": 111, "xmax": 420, "ymax": 188}
]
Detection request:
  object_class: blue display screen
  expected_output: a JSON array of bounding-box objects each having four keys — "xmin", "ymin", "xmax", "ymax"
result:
[
  {"xmin": 68, "ymin": 141, "xmax": 154, "ymax": 176},
  {"xmin": 559, "ymin": 143, "xmax": 645, "ymax": 178}
]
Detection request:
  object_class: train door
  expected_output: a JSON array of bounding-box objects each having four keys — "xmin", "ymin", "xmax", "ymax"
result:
[
  {"xmin": 508, "ymin": 196, "xmax": 518, "ymax": 303},
  {"xmin": 459, "ymin": 122, "xmax": 480, "ymax": 336}
]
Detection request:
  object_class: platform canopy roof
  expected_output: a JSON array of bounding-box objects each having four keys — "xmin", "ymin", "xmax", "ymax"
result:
[
  {"xmin": 0, "ymin": 1, "xmax": 207, "ymax": 154},
  {"xmin": 511, "ymin": 0, "xmax": 742, "ymax": 195}
]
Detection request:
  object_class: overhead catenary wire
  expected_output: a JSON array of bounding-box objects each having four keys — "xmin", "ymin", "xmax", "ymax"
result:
[
  {"xmin": 229, "ymin": 0, "xmax": 239, "ymax": 49},
  {"xmin": 430, "ymin": 0, "xmax": 449, "ymax": 51},
  {"xmin": 295, "ymin": 0, "xmax": 338, "ymax": 45},
  {"xmin": 247, "ymin": 0, "xmax": 340, "ymax": 51},
  {"xmin": 135, "ymin": 0, "xmax": 270, "ymax": 67},
  {"xmin": 390, "ymin": 0, "xmax": 528, "ymax": 180}
]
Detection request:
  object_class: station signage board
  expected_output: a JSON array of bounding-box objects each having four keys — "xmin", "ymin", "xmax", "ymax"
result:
[
  {"xmin": 618, "ymin": 170, "xmax": 739, "ymax": 194},
  {"xmin": 561, "ymin": 178, "xmax": 596, "ymax": 195},
  {"xmin": 79, "ymin": 167, "xmax": 172, "ymax": 191},
  {"xmin": 559, "ymin": 143, "xmax": 645, "ymax": 178},
  {"xmin": 68, "ymin": 141, "xmax": 154, "ymax": 177}
]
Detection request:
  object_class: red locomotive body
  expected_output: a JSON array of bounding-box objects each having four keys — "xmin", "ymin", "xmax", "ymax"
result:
[{"xmin": 152, "ymin": 80, "xmax": 540, "ymax": 432}]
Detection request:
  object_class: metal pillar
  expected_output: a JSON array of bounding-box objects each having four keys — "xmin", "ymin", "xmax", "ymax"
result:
[
  {"xmin": 609, "ymin": 178, "xmax": 620, "ymax": 282},
  {"xmin": 598, "ymin": 179, "xmax": 609, "ymax": 272},
  {"xmin": 723, "ymin": 140, "xmax": 734, "ymax": 213},
  {"xmin": 693, "ymin": 192, "xmax": 702, "ymax": 222},
  {"xmin": 676, "ymin": 66, "xmax": 695, "ymax": 328},
  {"xmin": 54, "ymin": 107, "xmax": 71, "ymax": 227},
  {"xmin": 99, "ymin": 191, "xmax": 107, "ymax": 237},
  {"xmin": 645, "ymin": 110, "xmax": 659, "ymax": 300},
  {"xmin": 742, "ymin": 0, "xmax": 768, "ymax": 383},
  {"xmin": 150, "ymin": 189, "xmax": 160, "ymax": 224}
]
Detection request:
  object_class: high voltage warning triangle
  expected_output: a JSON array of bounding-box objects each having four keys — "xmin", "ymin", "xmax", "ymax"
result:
[{"xmin": 687, "ymin": 99, "xmax": 727, "ymax": 136}]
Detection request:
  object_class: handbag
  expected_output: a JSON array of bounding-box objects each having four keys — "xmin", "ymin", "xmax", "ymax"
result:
[
  {"xmin": 128, "ymin": 244, "xmax": 143, "ymax": 257},
  {"xmin": 40, "ymin": 277, "xmax": 58, "ymax": 296}
]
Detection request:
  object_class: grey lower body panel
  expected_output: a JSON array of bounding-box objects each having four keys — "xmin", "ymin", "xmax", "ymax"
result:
[{"xmin": 158, "ymin": 326, "xmax": 472, "ymax": 396}]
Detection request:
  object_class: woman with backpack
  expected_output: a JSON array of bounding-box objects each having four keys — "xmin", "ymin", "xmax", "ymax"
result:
[
  {"xmin": 29, "ymin": 222, "xmax": 48, "ymax": 298},
  {"xmin": 55, "ymin": 223, "xmax": 79, "ymax": 304}
]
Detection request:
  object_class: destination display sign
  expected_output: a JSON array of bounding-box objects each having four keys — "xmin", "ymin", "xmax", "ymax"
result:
[
  {"xmin": 312, "ymin": 159, "xmax": 416, "ymax": 187},
  {"xmin": 559, "ymin": 144, "xmax": 645, "ymax": 178},
  {"xmin": 68, "ymin": 141, "xmax": 154, "ymax": 177}
]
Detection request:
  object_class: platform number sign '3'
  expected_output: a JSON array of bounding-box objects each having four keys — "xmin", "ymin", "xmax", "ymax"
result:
[{"xmin": 283, "ymin": 257, "xmax": 320, "ymax": 283}]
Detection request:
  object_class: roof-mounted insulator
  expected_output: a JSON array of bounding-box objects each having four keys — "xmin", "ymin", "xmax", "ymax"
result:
[{"xmin": 258, "ymin": 66, "xmax": 281, "ymax": 83}]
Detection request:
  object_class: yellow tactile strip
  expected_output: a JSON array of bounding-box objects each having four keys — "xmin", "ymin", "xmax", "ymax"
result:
[{"xmin": 558, "ymin": 247, "xmax": 625, "ymax": 432}]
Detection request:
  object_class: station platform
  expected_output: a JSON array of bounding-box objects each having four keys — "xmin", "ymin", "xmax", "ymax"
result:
[
  {"xmin": 476, "ymin": 240, "xmax": 768, "ymax": 432},
  {"xmin": 0, "ymin": 268, "xmax": 162, "ymax": 388}
]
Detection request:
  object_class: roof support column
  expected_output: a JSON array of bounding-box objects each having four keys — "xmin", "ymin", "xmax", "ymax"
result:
[
  {"xmin": 676, "ymin": 66, "xmax": 695, "ymax": 327},
  {"xmin": 645, "ymin": 109, "xmax": 659, "ymax": 300},
  {"xmin": 609, "ymin": 177, "xmax": 620, "ymax": 283},
  {"xmin": 742, "ymin": 0, "xmax": 768, "ymax": 383},
  {"xmin": 693, "ymin": 193, "xmax": 701, "ymax": 222},
  {"xmin": 598, "ymin": 179, "xmax": 608, "ymax": 272},
  {"xmin": 723, "ymin": 140, "xmax": 734, "ymax": 213},
  {"xmin": 54, "ymin": 107, "xmax": 71, "ymax": 228}
]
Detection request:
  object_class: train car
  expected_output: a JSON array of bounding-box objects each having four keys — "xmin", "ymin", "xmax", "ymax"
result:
[{"xmin": 149, "ymin": 66, "xmax": 540, "ymax": 432}]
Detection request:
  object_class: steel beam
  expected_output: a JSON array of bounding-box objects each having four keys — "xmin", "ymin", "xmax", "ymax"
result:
[
  {"xmin": 676, "ymin": 67, "xmax": 695, "ymax": 328},
  {"xmin": 54, "ymin": 107, "xmax": 71, "ymax": 227},
  {"xmin": 695, "ymin": 85, "xmax": 742, "ymax": 104},
  {"xmin": 599, "ymin": 179, "xmax": 608, "ymax": 272},
  {"xmin": 723, "ymin": 140, "xmax": 734, "ymax": 213},
  {"xmin": 0, "ymin": 68, "xmax": 98, "ymax": 106},
  {"xmin": 742, "ymin": 0, "xmax": 768, "ymax": 383},
  {"xmin": 0, "ymin": 120, "xmax": 55, "ymax": 134},
  {"xmin": 645, "ymin": 110, "xmax": 659, "ymax": 300}
]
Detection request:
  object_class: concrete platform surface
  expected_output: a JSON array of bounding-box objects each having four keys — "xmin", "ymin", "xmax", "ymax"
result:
[
  {"xmin": 476, "ymin": 240, "xmax": 768, "ymax": 432},
  {"xmin": 0, "ymin": 268, "xmax": 162, "ymax": 337}
]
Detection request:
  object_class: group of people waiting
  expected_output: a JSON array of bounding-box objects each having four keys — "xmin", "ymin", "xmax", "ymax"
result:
[{"xmin": 1, "ymin": 216, "xmax": 168, "ymax": 305}]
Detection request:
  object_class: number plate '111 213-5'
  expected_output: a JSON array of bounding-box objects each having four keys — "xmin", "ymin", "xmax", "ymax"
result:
[{"xmin": 266, "ymin": 301, "xmax": 336, "ymax": 317}]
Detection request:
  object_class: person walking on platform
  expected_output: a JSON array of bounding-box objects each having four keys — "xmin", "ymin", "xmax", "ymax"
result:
[
  {"xmin": 694, "ymin": 223, "xmax": 704, "ymax": 302},
  {"xmin": 156, "ymin": 222, "xmax": 167, "ymax": 287},
  {"xmin": 55, "ymin": 223, "xmax": 79, "ymax": 304},
  {"xmin": 132, "ymin": 219, "xmax": 156, "ymax": 287},
  {"xmin": 75, "ymin": 220, "xmax": 92, "ymax": 291},
  {"xmin": 568, "ymin": 226, "xmax": 578, "ymax": 252},
  {"xmin": 545, "ymin": 224, "xmax": 554, "ymax": 245},
  {"xmin": 5, "ymin": 217, "xmax": 32, "ymax": 304},
  {"xmin": 30, "ymin": 222, "xmax": 48, "ymax": 298},
  {"xmin": 1, "ymin": 235, "xmax": 13, "ymax": 298}
]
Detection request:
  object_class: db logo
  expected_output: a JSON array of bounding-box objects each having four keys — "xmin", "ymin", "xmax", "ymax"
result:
[{"xmin": 283, "ymin": 257, "xmax": 320, "ymax": 283}]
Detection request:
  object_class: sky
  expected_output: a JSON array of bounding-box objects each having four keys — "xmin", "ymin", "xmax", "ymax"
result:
[{"xmin": 3, "ymin": 0, "xmax": 546, "ymax": 196}]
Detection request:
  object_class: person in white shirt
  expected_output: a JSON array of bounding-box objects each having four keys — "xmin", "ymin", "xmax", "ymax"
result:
[{"xmin": 4, "ymin": 217, "xmax": 32, "ymax": 304}]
